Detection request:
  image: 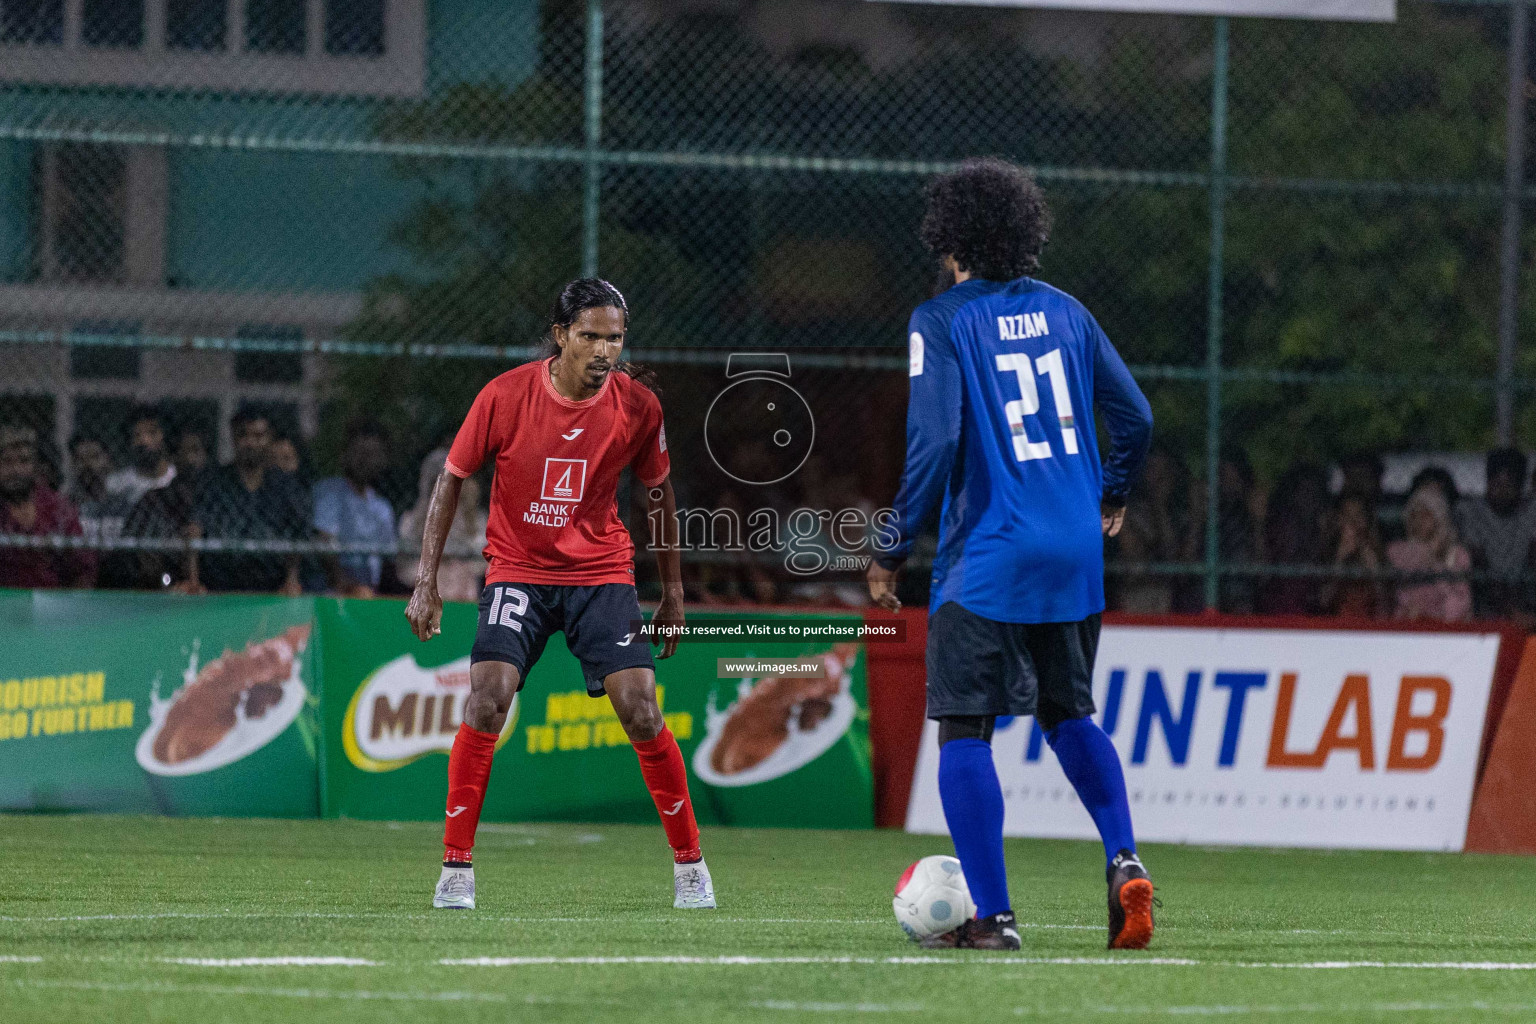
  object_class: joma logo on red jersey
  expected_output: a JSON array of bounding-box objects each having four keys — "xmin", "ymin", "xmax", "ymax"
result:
[{"xmin": 541, "ymin": 458, "xmax": 587, "ymax": 502}]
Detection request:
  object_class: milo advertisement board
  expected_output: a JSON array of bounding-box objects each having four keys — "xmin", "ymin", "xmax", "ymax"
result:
[
  {"xmin": 320, "ymin": 601, "xmax": 873, "ymax": 828},
  {"xmin": 0, "ymin": 591, "xmax": 873, "ymax": 827},
  {"xmin": 0, "ymin": 590, "xmax": 319, "ymax": 817}
]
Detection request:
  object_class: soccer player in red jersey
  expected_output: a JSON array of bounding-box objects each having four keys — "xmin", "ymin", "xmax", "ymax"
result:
[{"xmin": 404, "ymin": 278, "xmax": 713, "ymax": 911}]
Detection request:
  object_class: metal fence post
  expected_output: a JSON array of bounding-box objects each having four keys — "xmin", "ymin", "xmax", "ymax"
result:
[
  {"xmin": 1204, "ymin": 16, "xmax": 1230, "ymax": 612},
  {"xmin": 1497, "ymin": 0, "xmax": 1529, "ymax": 444},
  {"xmin": 582, "ymin": 0, "xmax": 604, "ymax": 279}
]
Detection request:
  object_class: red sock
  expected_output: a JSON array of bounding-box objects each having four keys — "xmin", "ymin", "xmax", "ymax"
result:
[
  {"xmin": 631, "ymin": 727, "xmax": 702, "ymax": 863},
  {"xmin": 443, "ymin": 722, "xmax": 499, "ymax": 862}
]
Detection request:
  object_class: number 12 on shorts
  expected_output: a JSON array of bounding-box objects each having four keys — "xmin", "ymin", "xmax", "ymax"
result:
[
  {"xmin": 487, "ymin": 585, "xmax": 527, "ymax": 632},
  {"xmin": 995, "ymin": 348, "xmax": 1080, "ymax": 462}
]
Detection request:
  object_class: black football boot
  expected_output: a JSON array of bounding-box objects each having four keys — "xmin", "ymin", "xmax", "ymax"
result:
[
  {"xmin": 1107, "ymin": 849, "xmax": 1154, "ymax": 949},
  {"xmin": 921, "ymin": 910, "xmax": 1022, "ymax": 951}
]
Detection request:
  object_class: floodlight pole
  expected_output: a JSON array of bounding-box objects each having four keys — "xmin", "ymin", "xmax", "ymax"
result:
[
  {"xmin": 1497, "ymin": 0, "xmax": 1529, "ymax": 445},
  {"xmin": 1203, "ymin": 16, "xmax": 1229, "ymax": 612},
  {"xmin": 582, "ymin": 0, "xmax": 604, "ymax": 279}
]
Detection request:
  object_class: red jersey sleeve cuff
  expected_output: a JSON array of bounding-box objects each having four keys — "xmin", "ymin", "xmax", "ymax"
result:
[
  {"xmin": 444, "ymin": 458, "xmax": 473, "ymax": 479},
  {"xmin": 640, "ymin": 469, "xmax": 670, "ymax": 489}
]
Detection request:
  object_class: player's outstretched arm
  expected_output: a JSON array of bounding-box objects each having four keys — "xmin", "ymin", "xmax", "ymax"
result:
[
  {"xmin": 646, "ymin": 476, "xmax": 684, "ymax": 659},
  {"xmin": 405, "ymin": 467, "xmax": 463, "ymax": 642}
]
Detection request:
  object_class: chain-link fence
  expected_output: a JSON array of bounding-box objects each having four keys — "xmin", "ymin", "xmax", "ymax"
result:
[{"xmin": 1, "ymin": 0, "xmax": 1534, "ymax": 618}]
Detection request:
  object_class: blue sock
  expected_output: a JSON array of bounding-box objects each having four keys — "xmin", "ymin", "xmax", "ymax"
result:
[
  {"xmin": 937, "ymin": 738, "xmax": 1010, "ymax": 919},
  {"xmin": 1046, "ymin": 716, "xmax": 1136, "ymax": 868}
]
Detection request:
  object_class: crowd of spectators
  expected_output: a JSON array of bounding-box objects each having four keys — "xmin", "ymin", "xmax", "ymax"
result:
[
  {"xmin": 7, "ymin": 402, "xmax": 1536, "ymax": 624},
  {"xmin": 0, "ymin": 405, "xmax": 486, "ymax": 600},
  {"xmin": 1107, "ymin": 447, "xmax": 1536, "ymax": 624}
]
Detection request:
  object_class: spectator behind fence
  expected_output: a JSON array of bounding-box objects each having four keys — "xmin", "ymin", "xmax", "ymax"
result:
[
  {"xmin": 175, "ymin": 428, "xmax": 210, "ymax": 479},
  {"xmin": 1409, "ymin": 464, "xmax": 1460, "ymax": 509},
  {"xmin": 270, "ymin": 430, "xmax": 317, "ymax": 495},
  {"xmin": 1192, "ymin": 449, "xmax": 1263, "ymax": 613},
  {"xmin": 0, "ymin": 425, "xmax": 95, "ymax": 589},
  {"xmin": 1339, "ymin": 450, "xmax": 1385, "ymax": 507},
  {"xmin": 67, "ymin": 432, "xmax": 130, "ymax": 544},
  {"xmin": 106, "ymin": 405, "xmax": 176, "ymax": 507},
  {"xmin": 1388, "ymin": 484, "xmax": 1472, "ymax": 622},
  {"xmin": 1323, "ymin": 494, "xmax": 1386, "ymax": 618},
  {"xmin": 1259, "ymin": 462, "xmax": 1331, "ymax": 615},
  {"xmin": 1454, "ymin": 447, "xmax": 1535, "ymax": 618},
  {"xmin": 312, "ymin": 418, "xmax": 396, "ymax": 597},
  {"xmin": 396, "ymin": 447, "xmax": 486, "ymax": 603},
  {"xmin": 195, "ymin": 409, "xmax": 309, "ymax": 595},
  {"xmin": 1114, "ymin": 447, "xmax": 1196, "ymax": 613},
  {"xmin": 117, "ymin": 427, "xmax": 213, "ymax": 591}
]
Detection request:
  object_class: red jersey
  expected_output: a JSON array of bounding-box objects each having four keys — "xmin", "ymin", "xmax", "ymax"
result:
[{"xmin": 446, "ymin": 358, "xmax": 670, "ymax": 586}]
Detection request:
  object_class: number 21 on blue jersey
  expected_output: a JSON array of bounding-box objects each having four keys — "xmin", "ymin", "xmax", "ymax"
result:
[{"xmin": 994, "ymin": 348, "xmax": 1080, "ymax": 462}]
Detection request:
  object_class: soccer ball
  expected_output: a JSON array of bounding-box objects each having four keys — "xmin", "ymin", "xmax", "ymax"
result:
[{"xmin": 892, "ymin": 855, "xmax": 976, "ymax": 941}]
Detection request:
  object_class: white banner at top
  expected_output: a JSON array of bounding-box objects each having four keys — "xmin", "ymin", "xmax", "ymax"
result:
[{"xmin": 870, "ymin": 0, "xmax": 1395, "ymax": 22}]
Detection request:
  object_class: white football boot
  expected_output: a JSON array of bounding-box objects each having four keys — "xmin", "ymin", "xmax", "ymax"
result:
[
  {"xmin": 433, "ymin": 865, "xmax": 476, "ymax": 910},
  {"xmin": 673, "ymin": 859, "xmax": 717, "ymax": 909}
]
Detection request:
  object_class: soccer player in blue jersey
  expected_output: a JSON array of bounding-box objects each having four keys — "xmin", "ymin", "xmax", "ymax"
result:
[{"xmin": 869, "ymin": 158, "xmax": 1156, "ymax": 951}]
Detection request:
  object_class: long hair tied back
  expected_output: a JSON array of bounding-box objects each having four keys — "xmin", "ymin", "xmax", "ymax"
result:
[{"xmin": 547, "ymin": 277, "xmax": 659, "ymax": 393}]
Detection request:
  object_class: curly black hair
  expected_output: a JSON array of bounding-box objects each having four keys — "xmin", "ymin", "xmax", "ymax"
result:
[
  {"xmin": 542, "ymin": 277, "xmax": 660, "ymax": 394},
  {"xmin": 919, "ymin": 157, "xmax": 1051, "ymax": 281}
]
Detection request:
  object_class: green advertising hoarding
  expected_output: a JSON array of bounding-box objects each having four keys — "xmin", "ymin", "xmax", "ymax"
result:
[
  {"xmin": 0, "ymin": 590, "xmax": 320, "ymax": 817},
  {"xmin": 318, "ymin": 601, "xmax": 873, "ymax": 829},
  {"xmin": 0, "ymin": 591, "xmax": 873, "ymax": 830}
]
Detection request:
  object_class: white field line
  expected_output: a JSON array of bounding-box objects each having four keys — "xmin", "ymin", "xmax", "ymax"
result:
[
  {"xmin": 756, "ymin": 1001, "xmax": 1536, "ymax": 1017},
  {"xmin": 754, "ymin": 1001, "xmax": 925, "ymax": 1013},
  {"xmin": 438, "ymin": 955, "xmax": 1536, "ymax": 969},
  {"xmin": 5, "ymin": 952, "xmax": 1536, "ymax": 971},
  {"xmin": 441, "ymin": 955, "xmax": 1204, "ymax": 966},
  {"xmin": 6, "ymin": 979, "xmax": 511, "ymax": 1003},
  {"xmin": 160, "ymin": 957, "xmax": 379, "ymax": 967},
  {"xmin": 0, "ymin": 912, "xmax": 894, "ymax": 925},
  {"xmin": 1011, "ymin": 1004, "xmax": 1536, "ymax": 1018},
  {"xmin": 8, "ymin": 912, "xmax": 1530, "ymax": 944}
]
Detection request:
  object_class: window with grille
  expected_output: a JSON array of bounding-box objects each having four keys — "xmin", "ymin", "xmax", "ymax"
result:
[
  {"xmin": 324, "ymin": 0, "xmax": 382, "ymax": 57},
  {"xmin": 0, "ymin": 0, "xmax": 423, "ymax": 97},
  {"xmin": 81, "ymin": 0, "xmax": 143, "ymax": 48},
  {"xmin": 245, "ymin": 0, "xmax": 304, "ymax": 54},
  {"xmin": 0, "ymin": 0, "xmax": 63, "ymax": 44},
  {"xmin": 165, "ymin": 0, "xmax": 223, "ymax": 51},
  {"xmin": 36, "ymin": 145, "xmax": 127, "ymax": 285}
]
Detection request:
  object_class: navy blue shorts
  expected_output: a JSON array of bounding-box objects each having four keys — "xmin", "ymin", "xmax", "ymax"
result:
[
  {"xmin": 925, "ymin": 601, "xmax": 1100, "ymax": 732},
  {"xmin": 471, "ymin": 582, "xmax": 655, "ymax": 696}
]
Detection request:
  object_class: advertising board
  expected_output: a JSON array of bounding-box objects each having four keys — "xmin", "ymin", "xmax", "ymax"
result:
[
  {"xmin": 0, "ymin": 590, "xmax": 320, "ymax": 817},
  {"xmin": 906, "ymin": 625, "xmax": 1502, "ymax": 851}
]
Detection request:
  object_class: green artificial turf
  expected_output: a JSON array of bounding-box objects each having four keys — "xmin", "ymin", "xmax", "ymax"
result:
[{"xmin": 1, "ymin": 815, "xmax": 1534, "ymax": 1023}]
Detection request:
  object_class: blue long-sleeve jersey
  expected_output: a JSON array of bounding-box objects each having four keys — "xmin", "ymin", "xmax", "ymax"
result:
[{"xmin": 877, "ymin": 276, "xmax": 1153, "ymax": 623}]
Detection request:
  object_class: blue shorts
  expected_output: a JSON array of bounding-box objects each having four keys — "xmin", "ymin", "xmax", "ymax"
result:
[
  {"xmin": 925, "ymin": 601, "xmax": 1100, "ymax": 731},
  {"xmin": 471, "ymin": 582, "xmax": 655, "ymax": 696}
]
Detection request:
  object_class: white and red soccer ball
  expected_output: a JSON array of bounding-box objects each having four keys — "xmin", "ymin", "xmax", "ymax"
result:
[{"xmin": 892, "ymin": 855, "xmax": 976, "ymax": 941}]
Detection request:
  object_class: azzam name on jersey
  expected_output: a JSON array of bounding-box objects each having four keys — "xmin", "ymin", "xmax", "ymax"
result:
[{"xmin": 998, "ymin": 311, "xmax": 1049, "ymax": 341}]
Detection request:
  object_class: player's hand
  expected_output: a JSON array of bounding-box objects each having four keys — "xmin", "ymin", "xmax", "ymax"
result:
[
  {"xmin": 651, "ymin": 590, "xmax": 685, "ymax": 659},
  {"xmin": 1102, "ymin": 502, "xmax": 1126, "ymax": 538},
  {"xmin": 405, "ymin": 581, "xmax": 443, "ymax": 642},
  {"xmin": 866, "ymin": 560, "xmax": 901, "ymax": 612}
]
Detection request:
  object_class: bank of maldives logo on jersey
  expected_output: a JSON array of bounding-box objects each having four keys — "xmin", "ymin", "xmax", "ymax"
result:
[{"xmin": 541, "ymin": 458, "xmax": 587, "ymax": 502}]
